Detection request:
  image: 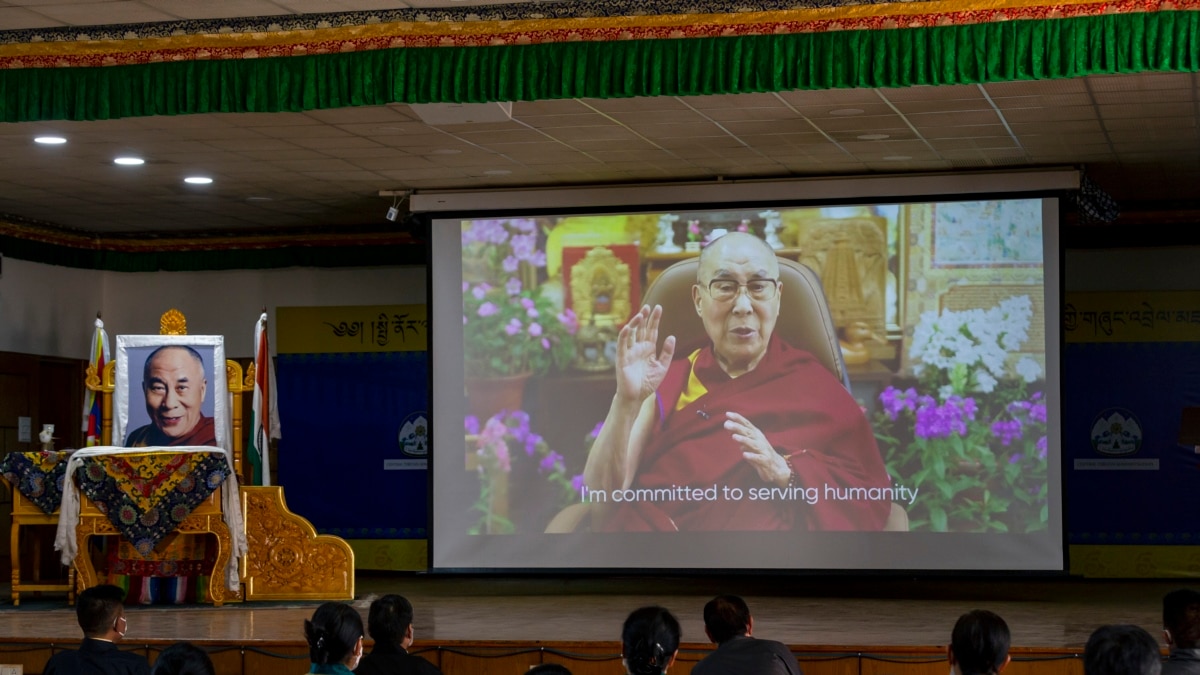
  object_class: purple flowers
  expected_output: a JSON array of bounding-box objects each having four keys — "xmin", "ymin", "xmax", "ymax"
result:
[
  {"xmin": 913, "ymin": 396, "xmax": 976, "ymax": 439},
  {"xmin": 477, "ymin": 302, "xmax": 498, "ymax": 317},
  {"xmin": 571, "ymin": 474, "xmax": 586, "ymax": 495},
  {"xmin": 539, "ymin": 451, "xmax": 564, "ymax": 473},
  {"xmin": 880, "ymin": 386, "xmax": 919, "ymax": 420},
  {"xmin": 990, "ymin": 419, "xmax": 1022, "ymax": 446}
]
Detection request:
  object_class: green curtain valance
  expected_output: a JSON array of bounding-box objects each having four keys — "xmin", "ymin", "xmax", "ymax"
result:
[{"xmin": 2, "ymin": 11, "xmax": 1198, "ymax": 123}]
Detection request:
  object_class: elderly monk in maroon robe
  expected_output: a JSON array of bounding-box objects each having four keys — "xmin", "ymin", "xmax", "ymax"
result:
[
  {"xmin": 584, "ymin": 232, "xmax": 891, "ymax": 531},
  {"xmin": 124, "ymin": 345, "xmax": 218, "ymax": 448}
]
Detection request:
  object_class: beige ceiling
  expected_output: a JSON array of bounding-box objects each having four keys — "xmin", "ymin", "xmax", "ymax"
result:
[{"xmin": 1, "ymin": 3, "xmax": 1198, "ymax": 234}]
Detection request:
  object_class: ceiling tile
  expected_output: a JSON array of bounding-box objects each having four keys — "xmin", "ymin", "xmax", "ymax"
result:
[
  {"xmin": 140, "ymin": 0, "xmax": 294, "ymax": 20},
  {"xmin": 32, "ymin": 0, "xmax": 176, "ymax": 24},
  {"xmin": 0, "ymin": 6, "xmax": 62, "ymax": 27},
  {"xmin": 879, "ymin": 84, "xmax": 984, "ymax": 102}
]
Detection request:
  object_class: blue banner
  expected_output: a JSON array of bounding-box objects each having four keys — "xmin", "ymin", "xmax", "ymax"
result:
[
  {"xmin": 276, "ymin": 351, "xmax": 428, "ymax": 539},
  {"xmin": 1065, "ymin": 341, "xmax": 1200, "ymax": 545}
]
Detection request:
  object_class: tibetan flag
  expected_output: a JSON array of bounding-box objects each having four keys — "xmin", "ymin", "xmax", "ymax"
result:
[
  {"xmin": 249, "ymin": 312, "xmax": 281, "ymax": 485},
  {"xmin": 81, "ymin": 317, "xmax": 110, "ymax": 446}
]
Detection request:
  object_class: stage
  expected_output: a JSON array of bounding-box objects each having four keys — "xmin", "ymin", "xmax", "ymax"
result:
[{"xmin": 0, "ymin": 574, "xmax": 1186, "ymax": 675}]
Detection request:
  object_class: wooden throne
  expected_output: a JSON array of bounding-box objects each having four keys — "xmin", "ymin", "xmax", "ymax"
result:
[{"xmin": 84, "ymin": 308, "xmax": 354, "ymax": 602}]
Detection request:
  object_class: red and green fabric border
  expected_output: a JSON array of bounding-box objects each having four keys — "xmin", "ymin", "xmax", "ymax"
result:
[{"xmin": 1, "ymin": 0, "xmax": 1198, "ymax": 270}]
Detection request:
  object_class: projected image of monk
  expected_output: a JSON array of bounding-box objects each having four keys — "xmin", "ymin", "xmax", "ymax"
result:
[
  {"xmin": 125, "ymin": 345, "xmax": 218, "ymax": 447},
  {"xmin": 583, "ymin": 232, "xmax": 893, "ymax": 531}
]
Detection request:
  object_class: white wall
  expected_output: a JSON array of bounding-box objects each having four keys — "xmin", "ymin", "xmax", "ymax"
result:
[
  {"xmin": 1, "ymin": 259, "xmax": 426, "ymax": 359},
  {"xmin": 0, "ymin": 257, "xmax": 104, "ymax": 358}
]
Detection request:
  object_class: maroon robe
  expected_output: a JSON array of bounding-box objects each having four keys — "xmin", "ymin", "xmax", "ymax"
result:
[
  {"xmin": 596, "ymin": 338, "xmax": 891, "ymax": 532},
  {"xmin": 124, "ymin": 415, "xmax": 217, "ymax": 448}
]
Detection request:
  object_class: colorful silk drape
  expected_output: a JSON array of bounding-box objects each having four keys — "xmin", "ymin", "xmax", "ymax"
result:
[{"xmin": 0, "ymin": 451, "xmax": 69, "ymax": 514}]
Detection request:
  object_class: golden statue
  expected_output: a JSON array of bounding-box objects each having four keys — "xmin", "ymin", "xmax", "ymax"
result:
[{"xmin": 570, "ymin": 246, "xmax": 631, "ymax": 327}]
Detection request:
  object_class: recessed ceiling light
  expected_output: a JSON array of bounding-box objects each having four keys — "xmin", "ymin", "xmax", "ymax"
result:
[
  {"xmin": 184, "ymin": 177, "xmax": 213, "ymax": 185},
  {"xmin": 34, "ymin": 136, "xmax": 66, "ymax": 145},
  {"xmin": 830, "ymin": 108, "xmax": 864, "ymax": 116},
  {"xmin": 114, "ymin": 157, "xmax": 145, "ymax": 165},
  {"xmin": 857, "ymin": 133, "xmax": 890, "ymax": 141},
  {"xmin": 483, "ymin": 169, "xmax": 512, "ymax": 176},
  {"xmin": 883, "ymin": 155, "xmax": 912, "ymax": 161},
  {"xmin": 431, "ymin": 149, "xmax": 463, "ymax": 155}
]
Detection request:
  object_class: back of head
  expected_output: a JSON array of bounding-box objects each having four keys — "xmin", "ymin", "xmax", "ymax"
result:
[
  {"xmin": 703, "ymin": 595, "xmax": 751, "ymax": 644},
  {"xmin": 77, "ymin": 584, "xmax": 126, "ymax": 637},
  {"xmin": 151, "ymin": 642, "xmax": 215, "ymax": 675},
  {"xmin": 1163, "ymin": 589, "xmax": 1200, "ymax": 648},
  {"xmin": 368, "ymin": 594, "xmax": 415, "ymax": 646},
  {"xmin": 1085, "ymin": 625, "xmax": 1162, "ymax": 675},
  {"xmin": 622, "ymin": 606, "xmax": 681, "ymax": 675},
  {"xmin": 305, "ymin": 602, "xmax": 364, "ymax": 666},
  {"xmin": 951, "ymin": 610, "xmax": 1011, "ymax": 675}
]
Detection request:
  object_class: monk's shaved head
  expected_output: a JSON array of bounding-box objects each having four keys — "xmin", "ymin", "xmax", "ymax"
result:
[{"xmin": 697, "ymin": 232, "xmax": 779, "ymax": 282}]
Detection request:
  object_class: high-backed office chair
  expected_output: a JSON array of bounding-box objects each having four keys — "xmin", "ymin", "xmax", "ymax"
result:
[
  {"xmin": 545, "ymin": 257, "xmax": 907, "ymax": 532},
  {"xmin": 642, "ymin": 257, "xmax": 850, "ymax": 389}
]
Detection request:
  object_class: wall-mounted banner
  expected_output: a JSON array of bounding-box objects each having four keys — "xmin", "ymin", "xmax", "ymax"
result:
[
  {"xmin": 1065, "ymin": 291, "xmax": 1200, "ymax": 343},
  {"xmin": 277, "ymin": 305, "xmax": 428, "ymax": 354},
  {"xmin": 275, "ymin": 305, "xmax": 429, "ymax": 554},
  {"xmin": 1064, "ymin": 292, "xmax": 1200, "ymax": 551}
]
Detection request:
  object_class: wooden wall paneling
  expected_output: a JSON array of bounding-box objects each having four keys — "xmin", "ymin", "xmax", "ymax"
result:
[
  {"xmin": 439, "ymin": 645, "xmax": 548, "ymax": 675},
  {"xmin": 410, "ymin": 645, "xmax": 443, "ymax": 671},
  {"xmin": 540, "ymin": 642, "xmax": 623, "ymax": 675},
  {"xmin": 860, "ymin": 651, "xmax": 946, "ymax": 675},
  {"xmin": 0, "ymin": 352, "xmax": 37, "ymax": 580},
  {"xmin": 1008, "ymin": 652, "xmax": 1084, "ymax": 675},
  {"xmin": 201, "ymin": 646, "xmax": 245, "ymax": 675},
  {"xmin": 0, "ymin": 643, "xmax": 52, "ymax": 675},
  {"xmin": 798, "ymin": 652, "xmax": 865, "ymax": 675},
  {"xmin": 243, "ymin": 644, "xmax": 308, "ymax": 675},
  {"xmin": 37, "ymin": 358, "xmax": 84, "ymax": 451}
]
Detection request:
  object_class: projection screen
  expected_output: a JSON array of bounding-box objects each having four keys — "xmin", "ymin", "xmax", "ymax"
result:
[{"xmin": 424, "ymin": 170, "xmax": 1071, "ymax": 572}]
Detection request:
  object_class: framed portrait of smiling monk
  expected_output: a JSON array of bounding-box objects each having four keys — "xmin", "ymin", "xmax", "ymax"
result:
[{"xmin": 112, "ymin": 335, "xmax": 230, "ymax": 450}]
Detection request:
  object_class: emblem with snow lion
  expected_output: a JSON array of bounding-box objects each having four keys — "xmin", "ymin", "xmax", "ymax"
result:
[
  {"xmin": 398, "ymin": 411, "xmax": 429, "ymax": 458},
  {"xmin": 1090, "ymin": 408, "xmax": 1143, "ymax": 456}
]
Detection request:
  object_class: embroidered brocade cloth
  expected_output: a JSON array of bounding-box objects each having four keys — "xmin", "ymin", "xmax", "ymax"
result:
[
  {"xmin": 0, "ymin": 451, "xmax": 69, "ymax": 514},
  {"xmin": 74, "ymin": 452, "xmax": 228, "ymax": 557}
]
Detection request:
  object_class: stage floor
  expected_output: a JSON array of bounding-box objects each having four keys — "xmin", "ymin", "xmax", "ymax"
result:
[{"xmin": 0, "ymin": 575, "xmax": 1188, "ymax": 649}]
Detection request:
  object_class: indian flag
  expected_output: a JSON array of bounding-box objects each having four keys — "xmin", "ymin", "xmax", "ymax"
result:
[
  {"xmin": 249, "ymin": 312, "xmax": 281, "ymax": 485},
  {"xmin": 81, "ymin": 316, "xmax": 109, "ymax": 446}
]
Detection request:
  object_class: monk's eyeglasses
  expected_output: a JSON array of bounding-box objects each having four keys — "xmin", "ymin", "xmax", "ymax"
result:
[{"xmin": 704, "ymin": 278, "xmax": 779, "ymax": 302}]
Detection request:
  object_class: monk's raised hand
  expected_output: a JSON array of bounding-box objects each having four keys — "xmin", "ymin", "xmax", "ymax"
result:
[
  {"xmin": 615, "ymin": 304, "xmax": 676, "ymax": 404},
  {"xmin": 725, "ymin": 411, "xmax": 790, "ymax": 487}
]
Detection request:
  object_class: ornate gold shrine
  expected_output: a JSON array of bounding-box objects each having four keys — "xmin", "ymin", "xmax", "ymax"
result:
[
  {"xmin": 569, "ymin": 246, "xmax": 632, "ymax": 327},
  {"xmin": 81, "ymin": 308, "xmax": 355, "ymax": 603}
]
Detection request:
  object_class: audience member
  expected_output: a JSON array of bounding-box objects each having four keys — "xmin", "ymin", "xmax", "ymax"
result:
[
  {"xmin": 355, "ymin": 594, "xmax": 442, "ymax": 675},
  {"xmin": 693, "ymin": 595, "xmax": 801, "ymax": 675},
  {"xmin": 1163, "ymin": 589, "xmax": 1200, "ymax": 675},
  {"xmin": 150, "ymin": 643, "xmax": 215, "ymax": 675},
  {"xmin": 44, "ymin": 584, "xmax": 150, "ymax": 675},
  {"xmin": 1085, "ymin": 625, "xmax": 1162, "ymax": 675},
  {"xmin": 622, "ymin": 606, "xmax": 681, "ymax": 675},
  {"xmin": 305, "ymin": 602, "xmax": 365, "ymax": 675},
  {"xmin": 949, "ymin": 610, "xmax": 1011, "ymax": 675}
]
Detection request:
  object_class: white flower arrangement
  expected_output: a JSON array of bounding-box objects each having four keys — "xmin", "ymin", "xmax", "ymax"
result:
[{"xmin": 910, "ymin": 295, "xmax": 1039, "ymax": 393}]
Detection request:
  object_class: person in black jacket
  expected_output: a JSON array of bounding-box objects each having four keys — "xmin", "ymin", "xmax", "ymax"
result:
[
  {"xmin": 355, "ymin": 595, "xmax": 442, "ymax": 675},
  {"xmin": 693, "ymin": 595, "xmax": 800, "ymax": 675},
  {"xmin": 45, "ymin": 584, "xmax": 150, "ymax": 675}
]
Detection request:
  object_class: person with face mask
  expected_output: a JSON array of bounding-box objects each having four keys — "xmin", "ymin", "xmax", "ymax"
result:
[{"xmin": 44, "ymin": 584, "xmax": 149, "ymax": 675}]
